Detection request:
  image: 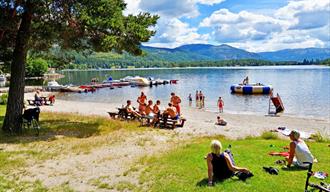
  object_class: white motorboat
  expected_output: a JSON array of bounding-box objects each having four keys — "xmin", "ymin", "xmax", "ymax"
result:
[
  {"xmin": 46, "ymin": 80, "xmax": 66, "ymax": 91},
  {"xmin": 121, "ymin": 76, "xmax": 150, "ymax": 86}
]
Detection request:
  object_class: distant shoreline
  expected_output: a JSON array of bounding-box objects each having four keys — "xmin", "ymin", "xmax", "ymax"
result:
[{"xmin": 61, "ymin": 65, "xmax": 330, "ymax": 72}]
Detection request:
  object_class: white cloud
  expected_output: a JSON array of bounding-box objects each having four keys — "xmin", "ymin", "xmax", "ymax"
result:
[
  {"xmin": 124, "ymin": 0, "xmax": 330, "ymax": 51},
  {"xmin": 138, "ymin": 0, "xmax": 199, "ymax": 18},
  {"xmin": 200, "ymin": 9, "xmax": 284, "ymax": 43},
  {"xmin": 144, "ymin": 17, "xmax": 209, "ymax": 48},
  {"xmin": 124, "ymin": 0, "xmax": 142, "ymax": 15},
  {"xmin": 199, "ymin": 0, "xmax": 330, "ymax": 51},
  {"xmin": 195, "ymin": 0, "xmax": 226, "ymax": 5},
  {"xmin": 276, "ymin": 0, "xmax": 330, "ymax": 30},
  {"xmin": 228, "ymin": 30, "xmax": 325, "ymax": 52}
]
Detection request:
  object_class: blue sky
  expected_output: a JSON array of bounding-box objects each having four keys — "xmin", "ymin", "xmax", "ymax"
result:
[{"xmin": 124, "ymin": 0, "xmax": 330, "ymax": 52}]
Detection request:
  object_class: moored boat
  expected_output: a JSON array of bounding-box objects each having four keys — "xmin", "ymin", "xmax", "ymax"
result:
[
  {"xmin": 121, "ymin": 76, "xmax": 150, "ymax": 86},
  {"xmin": 230, "ymin": 83, "xmax": 273, "ymax": 94}
]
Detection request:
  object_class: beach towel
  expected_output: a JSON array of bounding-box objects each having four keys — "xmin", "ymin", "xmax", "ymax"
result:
[
  {"xmin": 276, "ymin": 127, "xmax": 313, "ymax": 139},
  {"xmin": 268, "ymin": 151, "xmax": 289, "ymax": 157},
  {"xmin": 313, "ymin": 172, "xmax": 328, "ymax": 180}
]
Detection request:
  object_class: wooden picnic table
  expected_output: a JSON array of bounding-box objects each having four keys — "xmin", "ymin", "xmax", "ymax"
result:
[{"xmin": 40, "ymin": 96, "xmax": 51, "ymax": 105}]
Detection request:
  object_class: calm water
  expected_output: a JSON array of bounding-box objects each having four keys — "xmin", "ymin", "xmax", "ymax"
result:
[{"xmin": 55, "ymin": 66, "xmax": 330, "ymax": 118}]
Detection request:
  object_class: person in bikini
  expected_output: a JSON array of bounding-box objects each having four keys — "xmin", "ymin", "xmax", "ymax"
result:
[{"xmin": 217, "ymin": 97, "xmax": 224, "ymax": 113}]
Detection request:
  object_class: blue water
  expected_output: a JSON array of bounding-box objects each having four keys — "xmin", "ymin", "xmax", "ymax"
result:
[{"xmin": 57, "ymin": 66, "xmax": 330, "ymax": 119}]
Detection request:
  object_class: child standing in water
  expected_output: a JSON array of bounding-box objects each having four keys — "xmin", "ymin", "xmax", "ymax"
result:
[
  {"xmin": 217, "ymin": 97, "xmax": 224, "ymax": 113},
  {"xmin": 188, "ymin": 94, "xmax": 192, "ymax": 106}
]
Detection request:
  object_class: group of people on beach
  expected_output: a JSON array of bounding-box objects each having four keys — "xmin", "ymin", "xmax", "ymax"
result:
[
  {"xmin": 206, "ymin": 129, "xmax": 316, "ymax": 186},
  {"xmin": 188, "ymin": 91, "xmax": 224, "ymax": 113},
  {"xmin": 33, "ymin": 90, "xmax": 55, "ymax": 106},
  {"xmin": 124, "ymin": 91, "xmax": 182, "ymax": 126}
]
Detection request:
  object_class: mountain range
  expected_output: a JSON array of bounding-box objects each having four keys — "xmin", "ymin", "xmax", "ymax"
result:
[{"xmin": 141, "ymin": 44, "xmax": 330, "ymax": 62}]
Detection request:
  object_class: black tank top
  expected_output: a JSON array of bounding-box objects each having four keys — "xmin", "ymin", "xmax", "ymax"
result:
[{"xmin": 211, "ymin": 153, "xmax": 234, "ymax": 180}]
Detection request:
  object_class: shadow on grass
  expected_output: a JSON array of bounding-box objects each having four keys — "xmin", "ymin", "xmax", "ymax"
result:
[
  {"xmin": 281, "ymin": 166, "xmax": 308, "ymax": 172},
  {"xmin": 196, "ymin": 178, "xmax": 209, "ymax": 187},
  {"xmin": 196, "ymin": 177, "xmax": 242, "ymax": 187},
  {"xmin": 0, "ymin": 114, "xmax": 106, "ymax": 144}
]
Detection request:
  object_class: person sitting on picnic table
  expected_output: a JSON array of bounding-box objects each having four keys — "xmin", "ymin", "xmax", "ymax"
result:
[
  {"xmin": 151, "ymin": 100, "xmax": 161, "ymax": 127},
  {"xmin": 215, "ymin": 116, "xmax": 227, "ymax": 126},
  {"xmin": 125, "ymin": 100, "xmax": 141, "ymax": 118},
  {"xmin": 163, "ymin": 103, "xmax": 178, "ymax": 120},
  {"xmin": 206, "ymin": 140, "xmax": 250, "ymax": 186},
  {"xmin": 286, "ymin": 130, "xmax": 315, "ymax": 169},
  {"xmin": 145, "ymin": 100, "xmax": 155, "ymax": 117},
  {"xmin": 34, "ymin": 90, "xmax": 43, "ymax": 106}
]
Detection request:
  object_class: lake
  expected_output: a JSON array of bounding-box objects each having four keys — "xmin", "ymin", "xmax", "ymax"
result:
[{"xmin": 53, "ymin": 66, "xmax": 330, "ymax": 119}]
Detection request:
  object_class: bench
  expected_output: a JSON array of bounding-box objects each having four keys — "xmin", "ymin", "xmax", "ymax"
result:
[
  {"xmin": 107, "ymin": 112, "xmax": 119, "ymax": 119},
  {"xmin": 107, "ymin": 108, "xmax": 138, "ymax": 121},
  {"xmin": 158, "ymin": 116, "xmax": 186, "ymax": 129},
  {"xmin": 27, "ymin": 98, "xmax": 51, "ymax": 106},
  {"xmin": 27, "ymin": 99, "xmax": 36, "ymax": 106},
  {"xmin": 140, "ymin": 115, "xmax": 155, "ymax": 126}
]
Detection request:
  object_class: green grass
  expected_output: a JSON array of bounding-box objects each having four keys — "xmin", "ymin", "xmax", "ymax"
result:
[{"xmin": 139, "ymin": 137, "xmax": 330, "ymax": 192}]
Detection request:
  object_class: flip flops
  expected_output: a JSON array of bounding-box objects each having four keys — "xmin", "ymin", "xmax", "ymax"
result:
[
  {"xmin": 235, "ymin": 171, "xmax": 254, "ymax": 181},
  {"xmin": 263, "ymin": 167, "xmax": 279, "ymax": 175},
  {"xmin": 275, "ymin": 160, "xmax": 286, "ymax": 165}
]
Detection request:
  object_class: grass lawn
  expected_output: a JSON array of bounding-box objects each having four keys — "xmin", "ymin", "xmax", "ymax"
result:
[{"xmin": 139, "ymin": 137, "xmax": 330, "ymax": 192}]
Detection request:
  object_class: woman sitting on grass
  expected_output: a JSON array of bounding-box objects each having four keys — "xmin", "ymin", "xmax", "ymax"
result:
[
  {"xmin": 206, "ymin": 140, "xmax": 250, "ymax": 186},
  {"xmin": 286, "ymin": 130, "xmax": 315, "ymax": 168}
]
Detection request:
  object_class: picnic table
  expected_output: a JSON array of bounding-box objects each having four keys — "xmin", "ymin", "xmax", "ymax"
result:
[
  {"xmin": 27, "ymin": 96, "xmax": 51, "ymax": 106},
  {"xmin": 107, "ymin": 108, "xmax": 187, "ymax": 129},
  {"xmin": 107, "ymin": 107, "xmax": 136, "ymax": 120}
]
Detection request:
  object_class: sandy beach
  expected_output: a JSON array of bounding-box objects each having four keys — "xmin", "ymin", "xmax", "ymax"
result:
[{"xmin": 26, "ymin": 92, "xmax": 330, "ymax": 139}]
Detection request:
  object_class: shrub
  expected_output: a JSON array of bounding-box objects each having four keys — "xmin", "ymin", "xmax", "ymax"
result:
[
  {"xmin": 26, "ymin": 58, "xmax": 48, "ymax": 77},
  {"xmin": 260, "ymin": 132, "xmax": 279, "ymax": 140},
  {"xmin": 0, "ymin": 93, "xmax": 8, "ymax": 105},
  {"xmin": 309, "ymin": 132, "xmax": 330, "ymax": 142}
]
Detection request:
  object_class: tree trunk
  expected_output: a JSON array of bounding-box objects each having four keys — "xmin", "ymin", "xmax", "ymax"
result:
[{"xmin": 2, "ymin": 2, "xmax": 33, "ymax": 133}]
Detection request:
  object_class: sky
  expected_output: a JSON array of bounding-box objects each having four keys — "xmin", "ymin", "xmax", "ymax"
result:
[{"xmin": 124, "ymin": 0, "xmax": 330, "ymax": 52}]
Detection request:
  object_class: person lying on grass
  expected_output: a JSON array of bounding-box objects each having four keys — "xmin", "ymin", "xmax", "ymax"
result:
[
  {"xmin": 286, "ymin": 130, "xmax": 315, "ymax": 169},
  {"xmin": 206, "ymin": 140, "xmax": 250, "ymax": 186}
]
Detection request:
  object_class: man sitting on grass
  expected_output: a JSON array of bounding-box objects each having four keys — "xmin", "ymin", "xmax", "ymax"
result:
[
  {"xmin": 286, "ymin": 130, "xmax": 315, "ymax": 169},
  {"xmin": 206, "ymin": 140, "xmax": 251, "ymax": 186}
]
